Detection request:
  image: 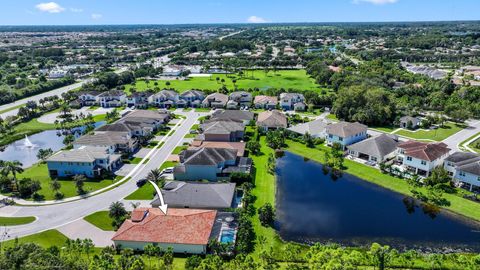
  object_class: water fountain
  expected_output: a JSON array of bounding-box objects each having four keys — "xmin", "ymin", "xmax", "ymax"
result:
[{"xmin": 24, "ymin": 135, "xmax": 35, "ymax": 148}]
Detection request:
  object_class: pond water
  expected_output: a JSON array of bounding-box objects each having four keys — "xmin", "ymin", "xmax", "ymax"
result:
[
  {"xmin": 275, "ymin": 152, "xmax": 480, "ymax": 252},
  {"xmin": 0, "ymin": 121, "xmax": 106, "ymax": 168}
]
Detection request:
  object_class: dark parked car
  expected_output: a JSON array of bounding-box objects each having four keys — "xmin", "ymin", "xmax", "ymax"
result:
[{"xmin": 136, "ymin": 178, "xmax": 147, "ymax": 187}]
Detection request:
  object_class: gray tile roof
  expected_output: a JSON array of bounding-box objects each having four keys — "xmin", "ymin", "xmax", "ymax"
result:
[
  {"xmin": 151, "ymin": 181, "xmax": 236, "ymax": 209},
  {"xmin": 229, "ymin": 91, "xmax": 252, "ymax": 101},
  {"xmin": 445, "ymin": 151, "xmax": 480, "ymax": 163},
  {"xmin": 124, "ymin": 110, "xmax": 170, "ymax": 122},
  {"xmin": 98, "ymin": 90, "xmax": 125, "ymax": 97},
  {"xmin": 202, "ymin": 93, "xmax": 228, "ymax": 106},
  {"xmin": 201, "ymin": 120, "xmax": 244, "ymax": 135},
  {"xmin": 288, "ymin": 118, "xmax": 331, "ymax": 135},
  {"xmin": 47, "ymin": 146, "xmax": 110, "ymax": 162},
  {"xmin": 326, "ymin": 121, "xmax": 367, "ymax": 137},
  {"xmin": 180, "ymin": 147, "xmax": 238, "ymax": 165},
  {"xmin": 75, "ymin": 131, "xmax": 131, "ymax": 146},
  {"xmin": 256, "ymin": 110, "xmax": 287, "ymax": 128},
  {"xmin": 180, "ymin": 90, "xmax": 205, "ymax": 99},
  {"xmin": 211, "ymin": 109, "xmax": 254, "ymax": 122},
  {"xmin": 347, "ymin": 134, "xmax": 399, "ymax": 158},
  {"xmin": 458, "ymin": 161, "xmax": 480, "ymax": 176},
  {"xmin": 153, "ymin": 90, "xmax": 178, "ymax": 100}
]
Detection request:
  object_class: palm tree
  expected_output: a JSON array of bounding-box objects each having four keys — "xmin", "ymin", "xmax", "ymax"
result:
[
  {"xmin": 1, "ymin": 160, "xmax": 24, "ymax": 190},
  {"xmin": 60, "ymin": 103, "xmax": 71, "ymax": 118},
  {"xmin": 73, "ymin": 174, "xmax": 86, "ymax": 194},
  {"xmin": 147, "ymin": 169, "xmax": 164, "ymax": 186}
]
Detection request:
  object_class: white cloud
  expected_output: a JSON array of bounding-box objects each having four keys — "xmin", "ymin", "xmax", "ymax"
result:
[
  {"xmin": 91, "ymin": 13, "xmax": 103, "ymax": 20},
  {"xmin": 247, "ymin": 16, "xmax": 267, "ymax": 23},
  {"xmin": 35, "ymin": 2, "xmax": 65, "ymax": 13},
  {"xmin": 353, "ymin": 0, "xmax": 398, "ymax": 5},
  {"xmin": 70, "ymin": 8, "xmax": 83, "ymax": 13}
]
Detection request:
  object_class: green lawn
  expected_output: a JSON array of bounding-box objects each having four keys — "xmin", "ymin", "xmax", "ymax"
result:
[
  {"xmin": 250, "ymin": 137, "xmax": 293, "ymax": 257},
  {"xmin": 130, "ymin": 157, "xmax": 149, "ymax": 164},
  {"xmin": 11, "ymin": 163, "xmax": 119, "ymax": 201},
  {"xmin": 172, "ymin": 145, "xmax": 188, "ymax": 154},
  {"xmin": 326, "ymin": 113, "xmax": 338, "ymax": 121},
  {"xmin": 83, "ymin": 211, "xmax": 114, "ymax": 231},
  {"xmin": 0, "ymin": 104, "xmax": 25, "ymax": 114},
  {"xmin": 124, "ymin": 161, "xmax": 178, "ymax": 200},
  {"xmin": 194, "ymin": 108, "xmax": 211, "ymax": 112},
  {"xmin": 0, "ymin": 216, "xmax": 36, "ymax": 226},
  {"xmin": 286, "ymin": 140, "xmax": 480, "ymax": 222},
  {"xmin": 370, "ymin": 125, "xmax": 397, "ymax": 133},
  {"xmin": 124, "ymin": 70, "xmax": 324, "ymax": 93},
  {"xmin": 394, "ymin": 122, "xmax": 465, "ymax": 141},
  {"xmin": 184, "ymin": 134, "xmax": 196, "ymax": 138},
  {"xmin": 1, "ymin": 229, "xmax": 68, "ymax": 249}
]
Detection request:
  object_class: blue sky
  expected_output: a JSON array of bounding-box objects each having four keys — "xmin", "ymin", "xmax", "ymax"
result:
[{"xmin": 1, "ymin": 0, "xmax": 479, "ymax": 25}]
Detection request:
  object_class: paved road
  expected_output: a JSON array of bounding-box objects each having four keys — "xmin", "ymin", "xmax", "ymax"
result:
[
  {"xmin": 0, "ymin": 110, "xmax": 201, "ymax": 240},
  {"xmin": 442, "ymin": 119, "xmax": 480, "ymax": 152},
  {"xmin": 0, "ymin": 67, "xmax": 129, "ymax": 119}
]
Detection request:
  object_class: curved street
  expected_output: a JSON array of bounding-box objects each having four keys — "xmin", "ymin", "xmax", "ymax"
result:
[{"xmin": 0, "ymin": 110, "xmax": 202, "ymax": 240}]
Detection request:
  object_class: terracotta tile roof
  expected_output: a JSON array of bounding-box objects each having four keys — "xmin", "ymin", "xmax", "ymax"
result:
[
  {"xmin": 398, "ymin": 141, "xmax": 450, "ymax": 161},
  {"xmin": 254, "ymin": 95, "xmax": 278, "ymax": 105},
  {"xmin": 112, "ymin": 208, "xmax": 217, "ymax": 245}
]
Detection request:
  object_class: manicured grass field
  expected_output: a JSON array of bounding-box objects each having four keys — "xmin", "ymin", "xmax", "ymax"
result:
[
  {"xmin": 13, "ymin": 163, "xmax": 119, "ymax": 201},
  {"xmin": 1, "ymin": 229, "xmax": 68, "ymax": 249},
  {"xmin": 172, "ymin": 145, "xmax": 188, "ymax": 154},
  {"xmin": 124, "ymin": 70, "xmax": 324, "ymax": 93},
  {"xmin": 0, "ymin": 216, "xmax": 36, "ymax": 226},
  {"xmin": 286, "ymin": 140, "xmax": 480, "ymax": 222},
  {"xmin": 124, "ymin": 161, "xmax": 178, "ymax": 200},
  {"xmin": 83, "ymin": 211, "xmax": 114, "ymax": 231},
  {"xmin": 394, "ymin": 122, "xmax": 465, "ymax": 141}
]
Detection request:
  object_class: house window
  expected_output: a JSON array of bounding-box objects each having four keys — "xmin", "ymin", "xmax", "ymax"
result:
[
  {"xmin": 371, "ymin": 157, "xmax": 378, "ymax": 162},
  {"xmin": 421, "ymin": 160, "xmax": 427, "ymax": 165},
  {"xmin": 406, "ymin": 156, "xmax": 412, "ymax": 161},
  {"xmin": 460, "ymin": 171, "xmax": 466, "ymax": 177},
  {"xmin": 339, "ymin": 137, "xmax": 343, "ymax": 141},
  {"xmin": 329, "ymin": 135, "xmax": 333, "ymax": 139}
]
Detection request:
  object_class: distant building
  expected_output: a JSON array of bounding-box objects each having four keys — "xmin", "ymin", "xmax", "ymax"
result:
[
  {"xmin": 444, "ymin": 152, "xmax": 480, "ymax": 191},
  {"xmin": 77, "ymin": 91, "xmax": 101, "ymax": 106},
  {"xmin": 396, "ymin": 141, "xmax": 450, "ymax": 177},
  {"xmin": 210, "ymin": 110, "xmax": 254, "ymax": 125},
  {"xmin": 126, "ymin": 91, "xmax": 154, "ymax": 108},
  {"xmin": 174, "ymin": 147, "xmax": 252, "ymax": 181},
  {"xmin": 256, "ymin": 110, "xmax": 288, "ymax": 131},
  {"xmin": 179, "ymin": 90, "xmax": 205, "ymax": 108},
  {"xmin": 46, "ymin": 146, "xmax": 122, "ymax": 178},
  {"xmin": 326, "ymin": 121, "xmax": 368, "ymax": 149},
  {"xmin": 148, "ymin": 90, "xmax": 179, "ymax": 108},
  {"xmin": 229, "ymin": 91, "xmax": 253, "ymax": 108},
  {"xmin": 202, "ymin": 93, "xmax": 228, "ymax": 108},
  {"xmin": 279, "ymin": 93, "xmax": 305, "ymax": 111},
  {"xmin": 254, "ymin": 95, "xmax": 278, "ymax": 110},
  {"xmin": 198, "ymin": 120, "xmax": 245, "ymax": 142},
  {"xmin": 399, "ymin": 116, "xmax": 421, "ymax": 129},
  {"xmin": 98, "ymin": 90, "xmax": 126, "ymax": 108},
  {"xmin": 288, "ymin": 118, "xmax": 331, "ymax": 138},
  {"xmin": 347, "ymin": 134, "xmax": 399, "ymax": 163}
]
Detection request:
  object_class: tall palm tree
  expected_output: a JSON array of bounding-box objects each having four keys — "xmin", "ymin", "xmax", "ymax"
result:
[
  {"xmin": 1, "ymin": 160, "xmax": 24, "ymax": 190},
  {"xmin": 146, "ymin": 169, "xmax": 162, "ymax": 183}
]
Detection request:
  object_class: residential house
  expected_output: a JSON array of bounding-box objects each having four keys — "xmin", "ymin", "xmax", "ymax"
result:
[
  {"xmin": 444, "ymin": 152, "xmax": 480, "ymax": 191},
  {"xmin": 148, "ymin": 90, "xmax": 179, "ymax": 108},
  {"xmin": 112, "ymin": 208, "xmax": 230, "ymax": 254},
  {"xmin": 179, "ymin": 90, "xmax": 205, "ymax": 108},
  {"xmin": 198, "ymin": 120, "xmax": 245, "ymax": 142},
  {"xmin": 279, "ymin": 93, "xmax": 305, "ymax": 111},
  {"xmin": 396, "ymin": 141, "xmax": 451, "ymax": 177},
  {"xmin": 210, "ymin": 110, "xmax": 254, "ymax": 125},
  {"xmin": 77, "ymin": 91, "xmax": 100, "ymax": 106},
  {"xmin": 98, "ymin": 90, "xmax": 126, "ymax": 108},
  {"xmin": 325, "ymin": 121, "xmax": 368, "ymax": 149},
  {"xmin": 228, "ymin": 91, "xmax": 253, "ymax": 108},
  {"xmin": 189, "ymin": 141, "xmax": 246, "ymax": 157},
  {"xmin": 174, "ymin": 147, "xmax": 252, "ymax": 181},
  {"xmin": 254, "ymin": 95, "xmax": 278, "ymax": 110},
  {"xmin": 126, "ymin": 91, "xmax": 154, "ymax": 108},
  {"xmin": 288, "ymin": 118, "xmax": 331, "ymax": 138},
  {"xmin": 202, "ymin": 93, "xmax": 228, "ymax": 108},
  {"xmin": 151, "ymin": 181, "xmax": 236, "ymax": 209},
  {"xmin": 256, "ymin": 110, "xmax": 288, "ymax": 131},
  {"xmin": 74, "ymin": 131, "xmax": 138, "ymax": 154},
  {"xmin": 399, "ymin": 116, "xmax": 421, "ymax": 129},
  {"xmin": 347, "ymin": 134, "xmax": 399, "ymax": 163},
  {"xmin": 46, "ymin": 146, "xmax": 122, "ymax": 178}
]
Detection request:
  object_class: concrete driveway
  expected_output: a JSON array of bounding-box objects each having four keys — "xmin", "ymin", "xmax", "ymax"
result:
[
  {"xmin": 0, "ymin": 110, "xmax": 206, "ymax": 241},
  {"xmin": 442, "ymin": 119, "xmax": 480, "ymax": 152},
  {"xmin": 58, "ymin": 219, "xmax": 114, "ymax": 247}
]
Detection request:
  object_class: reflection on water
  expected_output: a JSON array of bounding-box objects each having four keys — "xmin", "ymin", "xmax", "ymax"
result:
[
  {"xmin": 0, "ymin": 121, "xmax": 106, "ymax": 168},
  {"xmin": 276, "ymin": 151, "xmax": 480, "ymax": 252}
]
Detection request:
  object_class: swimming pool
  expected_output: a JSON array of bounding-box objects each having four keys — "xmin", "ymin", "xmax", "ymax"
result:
[{"xmin": 219, "ymin": 229, "xmax": 236, "ymax": 243}]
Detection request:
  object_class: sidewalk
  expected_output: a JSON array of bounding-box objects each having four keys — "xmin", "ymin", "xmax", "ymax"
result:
[{"xmin": 0, "ymin": 117, "xmax": 185, "ymax": 206}]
